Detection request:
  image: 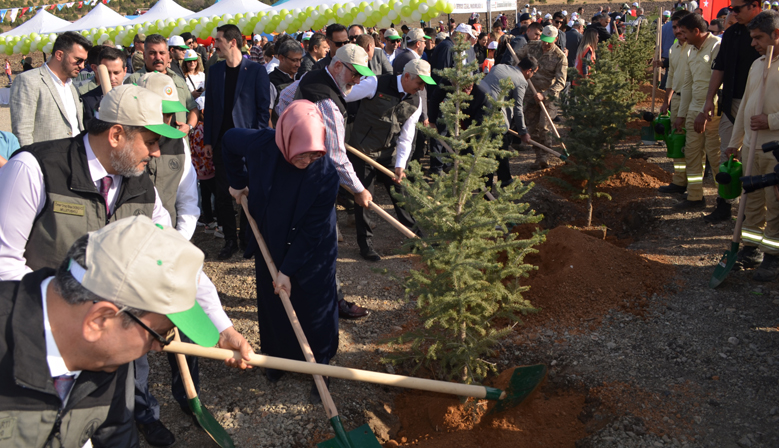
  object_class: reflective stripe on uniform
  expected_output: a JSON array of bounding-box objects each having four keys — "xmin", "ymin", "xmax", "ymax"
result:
[
  {"xmin": 742, "ymin": 228, "xmax": 764, "ymax": 244},
  {"xmin": 761, "ymin": 237, "xmax": 779, "ymax": 249},
  {"xmin": 673, "ymin": 162, "xmax": 686, "ymax": 172},
  {"xmin": 687, "ymin": 173, "xmax": 703, "ymax": 183}
]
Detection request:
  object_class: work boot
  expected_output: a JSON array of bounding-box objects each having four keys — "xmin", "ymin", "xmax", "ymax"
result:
[
  {"xmin": 529, "ymin": 161, "xmax": 549, "ymax": 171},
  {"xmin": 753, "ymin": 253, "xmax": 779, "ymax": 281},
  {"xmin": 658, "ymin": 183, "xmax": 686, "ymax": 194},
  {"xmin": 673, "ymin": 198, "xmax": 706, "ymax": 210},
  {"xmin": 358, "ymin": 238, "xmax": 381, "ymax": 262},
  {"xmin": 703, "ymin": 197, "xmax": 732, "ymax": 223},
  {"xmin": 137, "ymin": 420, "xmax": 175, "ymax": 447},
  {"xmin": 735, "ymin": 246, "xmax": 763, "ymax": 270}
]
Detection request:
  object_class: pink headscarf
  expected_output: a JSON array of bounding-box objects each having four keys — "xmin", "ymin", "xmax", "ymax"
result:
[{"xmin": 275, "ymin": 100, "xmax": 327, "ymax": 164}]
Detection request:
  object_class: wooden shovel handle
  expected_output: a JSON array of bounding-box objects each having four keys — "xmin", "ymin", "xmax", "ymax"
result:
[
  {"xmin": 340, "ymin": 185, "xmax": 418, "ymax": 239},
  {"xmin": 97, "ymin": 64, "xmax": 112, "ymax": 95},
  {"xmin": 506, "ymin": 129, "xmax": 562, "ymax": 158},
  {"xmin": 240, "ymin": 196, "xmax": 340, "ymax": 420},
  {"xmin": 173, "ymin": 328, "xmax": 198, "ymax": 401},
  {"xmin": 733, "ymin": 45, "xmax": 774, "ymax": 244},
  {"xmin": 345, "ymin": 143, "xmax": 399, "ymax": 181},
  {"xmin": 163, "ymin": 340, "xmax": 505, "ymax": 400}
]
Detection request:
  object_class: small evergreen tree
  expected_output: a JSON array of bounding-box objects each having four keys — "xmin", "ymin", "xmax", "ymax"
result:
[
  {"xmin": 609, "ymin": 21, "xmax": 657, "ymax": 93},
  {"xmin": 554, "ymin": 40, "xmax": 641, "ymax": 227},
  {"xmin": 386, "ymin": 35, "xmax": 544, "ymax": 384}
]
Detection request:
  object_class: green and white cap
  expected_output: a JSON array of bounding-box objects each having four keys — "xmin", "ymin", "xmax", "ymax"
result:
[
  {"xmin": 137, "ymin": 73, "xmax": 188, "ymax": 115},
  {"xmin": 335, "ymin": 43, "xmax": 376, "ymax": 77},
  {"xmin": 540, "ymin": 25, "xmax": 558, "ymax": 43},
  {"xmin": 384, "ymin": 28, "xmax": 402, "ymax": 40},
  {"xmin": 183, "ymin": 49, "xmax": 199, "ymax": 61},
  {"xmin": 68, "ymin": 216, "xmax": 218, "ymax": 347},
  {"xmin": 404, "ymin": 59, "xmax": 436, "ymax": 85},
  {"xmin": 406, "ymin": 28, "xmax": 430, "ymax": 42},
  {"xmin": 99, "ymin": 85, "xmax": 186, "ymax": 139},
  {"xmin": 168, "ymin": 35, "xmax": 189, "ymax": 49}
]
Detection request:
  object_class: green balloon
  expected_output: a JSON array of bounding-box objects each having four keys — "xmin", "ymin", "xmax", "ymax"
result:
[{"xmin": 401, "ymin": 5, "xmax": 412, "ymax": 16}]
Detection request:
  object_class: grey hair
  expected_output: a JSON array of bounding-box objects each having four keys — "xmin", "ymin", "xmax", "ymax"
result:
[
  {"xmin": 749, "ymin": 10, "xmax": 779, "ymax": 35},
  {"xmin": 54, "ymin": 234, "xmax": 147, "ymax": 327},
  {"xmin": 277, "ymin": 39, "xmax": 304, "ymax": 59}
]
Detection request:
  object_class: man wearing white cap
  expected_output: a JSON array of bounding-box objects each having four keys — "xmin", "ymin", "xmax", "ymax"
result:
[
  {"xmin": 0, "ymin": 216, "xmax": 222, "ymax": 447},
  {"xmin": 0, "ymin": 85, "xmax": 253, "ymax": 446},
  {"xmin": 250, "ymin": 34, "xmax": 264, "ymax": 63},
  {"xmin": 516, "ymin": 24, "xmax": 567, "ymax": 170},
  {"xmin": 383, "ymin": 28, "xmax": 403, "ymax": 64},
  {"xmin": 345, "ymin": 59, "xmax": 435, "ymax": 260},
  {"xmin": 167, "ymin": 35, "xmax": 189, "ymax": 78}
]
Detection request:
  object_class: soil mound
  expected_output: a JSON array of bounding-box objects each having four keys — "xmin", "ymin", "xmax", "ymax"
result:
[
  {"xmin": 389, "ymin": 367, "xmax": 586, "ymax": 447},
  {"xmin": 520, "ymin": 226, "xmax": 675, "ymax": 329}
]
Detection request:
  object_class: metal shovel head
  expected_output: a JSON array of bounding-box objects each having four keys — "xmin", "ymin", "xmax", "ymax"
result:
[
  {"xmin": 487, "ymin": 364, "xmax": 548, "ymax": 415},
  {"xmin": 710, "ymin": 241, "xmax": 740, "ymax": 289},
  {"xmin": 317, "ymin": 421, "xmax": 382, "ymax": 448},
  {"xmin": 188, "ymin": 396, "xmax": 235, "ymax": 448}
]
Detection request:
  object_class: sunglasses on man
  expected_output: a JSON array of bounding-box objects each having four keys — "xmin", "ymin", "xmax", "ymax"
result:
[
  {"xmin": 332, "ymin": 40, "xmax": 349, "ymax": 47},
  {"xmin": 729, "ymin": 0, "xmax": 757, "ymax": 13}
]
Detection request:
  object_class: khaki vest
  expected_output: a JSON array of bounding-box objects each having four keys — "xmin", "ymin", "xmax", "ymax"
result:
[
  {"xmin": 146, "ymin": 137, "xmax": 186, "ymax": 228},
  {"xmin": 349, "ymin": 74, "xmax": 420, "ymax": 156},
  {"xmin": 22, "ymin": 136, "xmax": 157, "ymax": 271}
]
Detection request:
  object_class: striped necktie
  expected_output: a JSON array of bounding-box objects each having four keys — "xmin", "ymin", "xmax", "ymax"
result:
[
  {"xmin": 98, "ymin": 176, "xmax": 112, "ymax": 215},
  {"xmin": 53, "ymin": 374, "xmax": 75, "ymax": 401}
]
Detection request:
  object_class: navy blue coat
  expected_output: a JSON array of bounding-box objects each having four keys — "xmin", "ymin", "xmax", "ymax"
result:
[
  {"xmin": 222, "ymin": 127, "xmax": 340, "ymax": 363},
  {"xmin": 203, "ymin": 58, "xmax": 271, "ymax": 146}
]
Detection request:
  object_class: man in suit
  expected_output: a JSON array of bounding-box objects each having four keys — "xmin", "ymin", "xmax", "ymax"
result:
[
  {"xmin": 565, "ymin": 19, "xmax": 584, "ymax": 67},
  {"xmin": 392, "ymin": 28, "xmax": 431, "ymax": 162},
  {"xmin": 312, "ymin": 23, "xmax": 349, "ymax": 71},
  {"xmin": 10, "ymin": 31, "xmax": 91, "ymax": 147},
  {"xmin": 82, "ymin": 47, "xmax": 127, "ymax": 125},
  {"xmin": 348, "ymin": 24, "xmax": 394, "ymax": 75},
  {"xmin": 203, "ymin": 24, "xmax": 271, "ymax": 260},
  {"xmin": 298, "ymin": 32, "xmax": 329, "ymax": 78}
]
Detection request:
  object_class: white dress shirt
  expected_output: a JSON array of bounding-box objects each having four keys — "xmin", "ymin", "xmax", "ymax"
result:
[
  {"xmin": 0, "ymin": 135, "xmax": 233, "ymax": 332},
  {"xmin": 265, "ymin": 57, "xmax": 279, "ymax": 74},
  {"xmin": 41, "ymin": 276, "xmax": 82, "ymax": 404},
  {"xmin": 174, "ymin": 139, "xmax": 200, "ymax": 240},
  {"xmin": 344, "ymin": 75, "xmax": 423, "ymax": 170},
  {"xmin": 44, "ymin": 62, "xmax": 80, "ymax": 138},
  {"xmin": 384, "ymin": 49, "xmax": 397, "ymax": 65}
]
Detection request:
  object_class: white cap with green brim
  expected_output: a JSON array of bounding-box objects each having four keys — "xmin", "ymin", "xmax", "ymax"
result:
[
  {"xmin": 99, "ymin": 85, "xmax": 186, "ymax": 139},
  {"xmin": 384, "ymin": 28, "xmax": 402, "ymax": 40},
  {"xmin": 335, "ymin": 44, "xmax": 376, "ymax": 77},
  {"xmin": 68, "ymin": 216, "xmax": 219, "ymax": 347},
  {"xmin": 183, "ymin": 49, "xmax": 198, "ymax": 61},
  {"xmin": 404, "ymin": 59, "xmax": 436, "ymax": 85},
  {"xmin": 540, "ymin": 25, "xmax": 558, "ymax": 43},
  {"xmin": 137, "ymin": 73, "xmax": 189, "ymax": 115}
]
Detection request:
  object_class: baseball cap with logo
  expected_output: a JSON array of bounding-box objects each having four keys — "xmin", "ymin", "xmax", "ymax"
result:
[
  {"xmin": 540, "ymin": 25, "xmax": 558, "ymax": 43},
  {"xmin": 167, "ymin": 35, "xmax": 189, "ymax": 49},
  {"xmin": 663, "ymin": 10, "xmax": 672, "ymax": 16},
  {"xmin": 384, "ymin": 28, "xmax": 402, "ymax": 41},
  {"xmin": 67, "ymin": 216, "xmax": 219, "ymax": 347},
  {"xmin": 302, "ymin": 31, "xmax": 314, "ymax": 40},
  {"xmin": 134, "ymin": 33, "xmax": 146, "ymax": 43},
  {"xmin": 99, "ymin": 85, "xmax": 186, "ymax": 139},
  {"xmin": 334, "ymin": 43, "xmax": 376, "ymax": 77},
  {"xmin": 404, "ymin": 59, "xmax": 436, "ymax": 85},
  {"xmin": 454, "ymin": 23, "xmax": 478, "ymax": 39},
  {"xmin": 406, "ymin": 28, "xmax": 430, "ymax": 42},
  {"xmin": 487, "ymin": 41, "xmax": 498, "ymax": 50},
  {"xmin": 137, "ymin": 73, "xmax": 188, "ymax": 115},
  {"xmin": 183, "ymin": 49, "xmax": 199, "ymax": 61}
]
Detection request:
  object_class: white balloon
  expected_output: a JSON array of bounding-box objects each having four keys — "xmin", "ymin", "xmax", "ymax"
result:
[
  {"xmin": 365, "ymin": 5, "xmax": 373, "ymax": 14},
  {"xmin": 411, "ymin": 10, "xmax": 421, "ymax": 20},
  {"xmin": 379, "ymin": 17, "xmax": 391, "ymax": 27},
  {"xmin": 393, "ymin": 3, "xmax": 403, "ymax": 13},
  {"xmin": 246, "ymin": 12, "xmax": 256, "ymax": 19},
  {"xmin": 356, "ymin": 12, "xmax": 367, "ymax": 22},
  {"xmin": 418, "ymin": 4, "xmax": 428, "ymax": 13},
  {"xmin": 254, "ymin": 22, "xmax": 264, "ymax": 34},
  {"xmin": 388, "ymin": 9, "xmax": 398, "ymax": 19}
]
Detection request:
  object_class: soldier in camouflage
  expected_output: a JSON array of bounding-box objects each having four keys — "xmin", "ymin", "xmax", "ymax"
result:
[
  {"xmin": 515, "ymin": 25, "xmax": 567, "ymax": 170},
  {"xmin": 131, "ymin": 33, "xmax": 146, "ymax": 73}
]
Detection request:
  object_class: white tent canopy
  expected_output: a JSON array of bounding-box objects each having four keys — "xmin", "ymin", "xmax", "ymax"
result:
[
  {"xmin": 0, "ymin": 9, "xmax": 70, "ymax": 37},
  {"xmin": 186, "ymin": 0, "xmax": 271, "ymax": 19},
  {"xmin": 270, "ymin": 0, "xmax": 335, "ymax": 11},
  {"xmin": 127, "ymin": 0, "xmax": 194, "ymax": 24},
  {"xmin": 54, "ymin": 3, "xmax": 130, "ymax": 32}
]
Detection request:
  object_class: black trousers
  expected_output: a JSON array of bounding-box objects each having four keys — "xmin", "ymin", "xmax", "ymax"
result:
[
  {"xmin": 347, "ymin": 149, "xmax": 418, "ymax": 241},
  {"xmin": 198, "ymin": 177, "xmax": 216, "ymax": 223},
  {"xmin": 212, "ymin": 140, "xmax": 238, "ymax": 242}
]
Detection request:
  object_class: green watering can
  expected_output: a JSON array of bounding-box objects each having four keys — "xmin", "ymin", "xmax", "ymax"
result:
[
  {"xmin": 653, "ymin": 113, "xmax": 672, "ymax": 140},
  {"xmin": 716, "ymin": 155, "xmax": 743, "ymax": 200},
  {"xmin": 657, "ymin": 124, "xmax": 686, "ymax": 159}
]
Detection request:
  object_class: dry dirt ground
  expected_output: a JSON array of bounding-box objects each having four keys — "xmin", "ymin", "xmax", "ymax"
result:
[{"xmin": 2, "ymin": 85, "xmax": 777, "ymax": 448}]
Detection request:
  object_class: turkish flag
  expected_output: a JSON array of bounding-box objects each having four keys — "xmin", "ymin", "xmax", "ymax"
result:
[
  {"xmin": 78, "ymin": 1, "xmax": 83, "ymax": 7},
  {"xmin": 701, "ymin": 0, "xmax": 730, "ymax": 21}
]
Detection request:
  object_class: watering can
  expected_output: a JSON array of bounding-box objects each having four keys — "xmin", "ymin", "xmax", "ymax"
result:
[
  {"xmin": 659, "ymin": 127, "xmax": 686, "ymax": 159},
  {"xmin": 716, "ymin": 155, "xmax": 743, "ymax": 200},
  {"xmin": 653, "ymin": 113, "xmax": 672, "ymax": 140}
]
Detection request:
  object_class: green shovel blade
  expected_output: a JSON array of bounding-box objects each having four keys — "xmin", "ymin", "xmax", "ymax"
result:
[
  {"xmin": 317, "ymin": 421, "xmax": 382, "ymax": 448},
  {"xmin": 710, "ymin": 241, "xmax": 741, "ymax": 288},
  {"xmin": 188, "ymin": 396, "xmax": 235, "ymax": 448},
  {"xmin": 487, "ymin": 364, "xmax": 548, "ymax": 415}
]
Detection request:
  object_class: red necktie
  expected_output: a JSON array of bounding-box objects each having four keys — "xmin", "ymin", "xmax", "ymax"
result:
[
  {"xmin": 53, "ymin": 374, "xmax": 75, "ymax": 401},
  {"xmin": 98, "ymin": 176, "xmax": 112, "ymax": 215}
]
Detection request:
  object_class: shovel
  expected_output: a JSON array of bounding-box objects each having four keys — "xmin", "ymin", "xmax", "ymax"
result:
[
  {"xmin": 710, "ymin": 45, "xmax": 774, "ymax": 288},
  {"xmin": 239, "ymin": 196, "xmax": 382, "ymax": 448},
  {"xmin": 163, "ymin": 340, "xmax": 547, "ymax": 416},
  {"xmin": 172, "ymin": 328, "xmax": 235, "ymax": 448}
]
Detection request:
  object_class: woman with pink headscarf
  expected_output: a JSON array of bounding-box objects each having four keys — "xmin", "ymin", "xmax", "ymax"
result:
[{"xmin": 222, "ymin": 100, "xmax": 340, "ymax": 404}]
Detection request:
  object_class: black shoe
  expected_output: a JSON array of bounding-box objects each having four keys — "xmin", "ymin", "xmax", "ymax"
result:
[
  {"xmin": 735, "ymin": 246, "xmax": 763, "ymax": 270},
  {"xmin": 338, "ymin": 298, "xmax": 370, "ymax": 319},
  {"xmin": 309, "ymin": 377, "xmax": 330, "ymax": 405},
  {"xmin": 358, "ymin": 239, "xmax": 381, "ymax": 262},
  {"xmin": 264, "ymin": 367, "xmax": 285, "ymax": 383},
  {"xmin": 179, "ymin": 405, "xmax": 202, "ymax": 430},
  {"xmin": 753, "ymin": 253, "xmax": 779, "ymax": 281},
  {"xmin": 217, "ymin": 239, "xmax": 238, "ymax": 260},
  {"xmin": 703, "ymin": 197, "xmax": 732, "ymax": 223},
  {"xmin": 658, "ymin": 183, "xmax": 686, "ymax": 194},
  {"xmin": 137, "ymin": 420, "xmax": 175, "ymax": 447},
  {"xmin": 673, "ymin": 198, "xmax": 706, "ymax": 210},
  {"xmin": 529, "ymin": 161, "xmax": 549, "ymax": 171}
]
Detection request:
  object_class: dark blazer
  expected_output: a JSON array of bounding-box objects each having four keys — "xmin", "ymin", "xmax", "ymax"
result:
[
  {"xmin": 221, "ymin": 127, "xmax": 339, "ymax": 277},
  {"xmin": 81, "ymin": 85, "xmax": 103, "ymax": 127},
  {"xmin": 203, "ymin": 58, "xmax": 270, "ymax": 145}
]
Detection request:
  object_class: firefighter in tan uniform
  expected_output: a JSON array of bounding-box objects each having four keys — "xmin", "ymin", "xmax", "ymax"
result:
[
  {"xmin": 516, "ymin": 25, "xmax": 567, "ymax": 170},
  {"xmin": 726, "ymin": 10, "xmax": 779, "ymax": 280}
]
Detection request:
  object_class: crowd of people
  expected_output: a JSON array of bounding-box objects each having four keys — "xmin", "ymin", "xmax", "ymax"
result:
[{"xmin": 0, "ymin": 0, "xmax": 778, "ymax": 446}]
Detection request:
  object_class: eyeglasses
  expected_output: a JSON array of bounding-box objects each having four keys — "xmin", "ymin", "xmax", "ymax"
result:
[
  {"xmin": 729, "ymin": 1, "xmax": 756, "ymax": 12},
  {"xmin": 66, "ymin": 53, "xmax": 86, "ymax": 66},
  {"xmin": 284, "ymin": 56, "xmax": 303, "ymax": 64},
  {"xmin": 343, "ymin": 63, "xmax": 361, "ymax": 80},
  {"xmin": 555, "ymin": 20, "xmax": 564, "ymax": 24},
  {"xmin": 118, "ymin": 307, "xmax": 173, "ymax": 347},
  {"xmin": 349, "ymin": 35, "xmax": 359, "ymax": 41},
  {"xmin": 332, "ymin": 40, "xmax": 349, "ymax": 47},
  {"xmin": 291, "ymin": 152, "xmax": 324, "ymax": 163}
]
